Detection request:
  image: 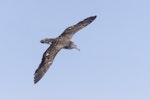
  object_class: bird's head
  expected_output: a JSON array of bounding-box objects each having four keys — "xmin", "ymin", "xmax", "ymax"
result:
[{"xmin": 40, "ymin": 38, "xmax": 54, "ymax": 44}]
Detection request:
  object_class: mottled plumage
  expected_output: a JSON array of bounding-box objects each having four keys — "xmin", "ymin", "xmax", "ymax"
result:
[{"xmin": 34, "ymin": 16, "xmax": 97, "ymax": 84}]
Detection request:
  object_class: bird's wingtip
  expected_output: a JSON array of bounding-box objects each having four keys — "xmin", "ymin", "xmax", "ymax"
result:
[
  {"xmin": 34, "ymin": 76, "xmax": 38, "ymax": 84},
  {"xmin": 92, "ymin": 15, "xmax": 97, "ymax": 19},
  {"xmin": 88, "ymin": 15, "xmax": 97, "ymax": 21}
]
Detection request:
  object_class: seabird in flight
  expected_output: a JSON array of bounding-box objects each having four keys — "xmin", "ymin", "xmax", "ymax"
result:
[{"xmin": 34, "ymin": 16, "xmax": 97, "ymax": 84}]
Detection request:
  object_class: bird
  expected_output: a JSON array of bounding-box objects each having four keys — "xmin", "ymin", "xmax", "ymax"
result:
[{"xmin": 34, "ymin": 16, "xmax": 97, "ymax": 84}]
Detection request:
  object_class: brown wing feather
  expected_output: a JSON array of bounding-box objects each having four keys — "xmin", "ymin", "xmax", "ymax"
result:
[
  {"xmin": 59, "ymin": 16, "xmax": 97, "ymax": 40},
  {"xmin": 34, "ymin": 43, "xmax": 62, "ymax": 84}
]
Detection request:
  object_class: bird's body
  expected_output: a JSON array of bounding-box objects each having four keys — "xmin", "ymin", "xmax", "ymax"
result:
[{"xmin": 34, "ymin": 16, "xmax": 97, "ymax": 84}]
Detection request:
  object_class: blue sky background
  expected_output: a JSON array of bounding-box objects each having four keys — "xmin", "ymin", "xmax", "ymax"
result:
[{"xmin": 1, "ymin": 0, "xmax": 150, "ymax": 100}]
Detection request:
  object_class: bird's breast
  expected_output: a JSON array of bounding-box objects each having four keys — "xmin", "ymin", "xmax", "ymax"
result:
[{"xmin": 56, "ymin": 38, "xmax": 70, "ymax": 47}]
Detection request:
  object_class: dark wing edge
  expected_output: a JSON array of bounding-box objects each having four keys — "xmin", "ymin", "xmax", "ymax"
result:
[
  {"xmin": 34, "ymin": 44, "xmax": 61, "ymax": 84},
  {"xmin": 59, "ymin": 16, "xmax": 97, "ymax": 39}
]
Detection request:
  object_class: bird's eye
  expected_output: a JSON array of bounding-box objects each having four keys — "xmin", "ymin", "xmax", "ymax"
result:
[{"xmin": 52, "ymin": 41, "xmax": 57, "ymax": 45}]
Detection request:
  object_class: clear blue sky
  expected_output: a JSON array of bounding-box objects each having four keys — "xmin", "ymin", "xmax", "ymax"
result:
[{"xmin": 1, "ymin": 0, "xmax": 150, "ymax": 100}]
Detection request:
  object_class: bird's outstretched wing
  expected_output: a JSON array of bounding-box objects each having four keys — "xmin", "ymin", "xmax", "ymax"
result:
[
  {"xmin": 34, "ymin": 43, "xmax": 62, "ymax": 84},
  {"xmin": 59, "ymin": 16, "xmax": 96, "ymax": 40}
]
